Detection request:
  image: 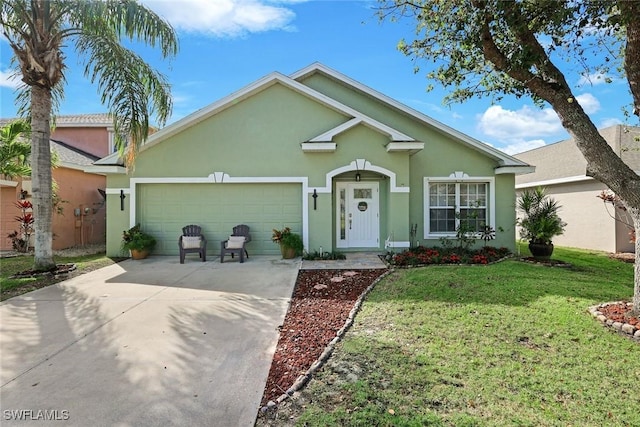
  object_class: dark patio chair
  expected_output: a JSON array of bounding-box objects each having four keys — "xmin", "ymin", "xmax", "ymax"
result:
[
  {"xmin": 220, "ymin": 224, "xmax": 251, "ymax": 263},
  {"xmin": 179, "ymin": 224, "xmax": 207, "ymax": 264}
]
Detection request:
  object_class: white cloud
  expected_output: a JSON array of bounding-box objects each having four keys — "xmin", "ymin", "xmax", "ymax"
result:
[
  {"xmin": 477, "ymin": 105, "xmax": 563, "ymax": 141},
  {"xmin": 575, "ymin": 93, "xmax": 600, "ymax": 114},
  {"xmin": 0, "ymin": 68, "xmax": 22, "ymax": 89},
  {"xmin": 577, "ymin": 71, "xmax": 614, "ymax": 87},
  {"xmin": 501, "ymin": 139, "xmax": 546, "ymax": 155},
  {"xmin": 142, "ymin": 0, "xmax": 305, "ymax": 37}
]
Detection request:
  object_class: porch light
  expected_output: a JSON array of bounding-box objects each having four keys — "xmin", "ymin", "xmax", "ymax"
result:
[
  {"xmin": 19, "ymin": 189, "xmax": 28, "ymax": 200},
  {"xmin": 355, "ymin": 172, "xmax": 361, "ymax": 182}
]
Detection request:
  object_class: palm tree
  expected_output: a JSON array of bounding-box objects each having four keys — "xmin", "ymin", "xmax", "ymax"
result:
[
  {"xmin": 0, "ymin": 0, "xmax": 178, "ymax": 270},
  {"xmin": 0, "ymin": 120, "xmax": 31, "ymax": 179}
]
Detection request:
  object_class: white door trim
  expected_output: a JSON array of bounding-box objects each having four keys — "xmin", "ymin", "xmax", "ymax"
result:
[{"xmin": 336, "ymin": 181, "xmax": 380, "ymax": 248}]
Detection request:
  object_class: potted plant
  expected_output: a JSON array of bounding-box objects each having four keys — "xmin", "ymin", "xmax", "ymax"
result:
[
  {"xmin": 121, "ymin": 224, "xmax": 157, "ymax": 259},
  {"xmin": 517, "ymin": 187, "xmax": 566, "ymax": 259},
  {"xmin": 272, "ymin": 227, "xmax": 303, "ymax": 259}
]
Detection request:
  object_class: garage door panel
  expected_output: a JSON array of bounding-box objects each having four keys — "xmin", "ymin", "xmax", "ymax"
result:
[{"xmin": 137, "ymin": 183, "xmax": 301, "ymax": 255}]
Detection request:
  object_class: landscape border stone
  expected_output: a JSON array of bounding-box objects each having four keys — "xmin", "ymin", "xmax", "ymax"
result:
[{"xmin": 588, "ymin": 302, "xmax": 639, "ymax": 341}]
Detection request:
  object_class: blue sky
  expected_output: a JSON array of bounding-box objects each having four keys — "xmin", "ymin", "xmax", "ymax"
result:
[{"xmin": 0, "ymin": 0, "xmax": 632, "ymax": 154}]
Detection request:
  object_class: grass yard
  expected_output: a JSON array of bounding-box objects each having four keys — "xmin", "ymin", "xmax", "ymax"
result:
[
  {"xmin": 292, "ymin": 246, "xmax": 639, "ymax": 426},
  {"xmin": 0, "ymin": 253, "xmax": 120, "ymax": 301}
]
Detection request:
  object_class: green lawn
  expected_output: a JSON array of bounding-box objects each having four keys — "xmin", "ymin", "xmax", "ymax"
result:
[
  {"xmin": 0, "ymin": 253, "xmax": 119, "ymax": 301},
  {"xmin": 294, "ymin": 246, "xmax": 639, "ymax": 426}
]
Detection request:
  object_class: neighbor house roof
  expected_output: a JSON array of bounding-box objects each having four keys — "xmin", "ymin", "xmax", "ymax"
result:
[
  {"xmin": 0, "ymin": 113, "xmax": 113, "ymax": 128},
  {"xmin": 514, "ymin": 124, "xmax": 640, "ymax": 189},
  {"xmin": 91, "ymin": 63, "xmax": 533, "ymax": 174},
  {"xmin": 51, "ymin": 139, "xmax": 100, "ymax": 170}
]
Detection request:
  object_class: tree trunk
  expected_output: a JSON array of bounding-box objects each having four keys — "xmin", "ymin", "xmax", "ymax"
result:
[{"xmin": 31, "ymin": 86, "xmax": 55, "ymax": 271}]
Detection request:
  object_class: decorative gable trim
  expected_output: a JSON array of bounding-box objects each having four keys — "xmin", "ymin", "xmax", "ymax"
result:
[
  {"xmin": 308, "ymin": 117, "xmax": 415, "ymax": 143},
  {"xmin": 386, "ymin": 142, "xmax": 425, "ymax": 154},
  {"xmin": 291, "ymin": 63, "xmax": 531, "ymax": 170},
  {"xmin": 300, "ymin": 142, "xmax": 337, "ymax": 152}
]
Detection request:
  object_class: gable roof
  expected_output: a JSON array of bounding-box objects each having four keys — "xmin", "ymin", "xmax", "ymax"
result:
[
  {"xmin": 93, "ymin": 63, "xmax": 532, "ymax": 173},
  {"xmin": 514, "ymin": 124, "xmax": 640, "ymax": 188},
  {"xmin": 292, "ymin": 63, "xmax": 530, "ymax": 171}
]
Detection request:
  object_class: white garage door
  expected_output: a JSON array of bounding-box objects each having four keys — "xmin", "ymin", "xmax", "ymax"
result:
[{"xmin": 137, "ymin": 183, "xmax": 302, "ymax": 255}]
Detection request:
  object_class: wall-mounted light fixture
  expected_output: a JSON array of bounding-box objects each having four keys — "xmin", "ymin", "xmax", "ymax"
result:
[
  {"xmin": 312, "ymin": 189, "xmax": 318, "ymax": 210},
  {"xmin": 19, "ymin": 189, "xmax": 28, "ymax": 200},
  {"xmin": 355, "ymin": 172, "xmax": 361, "ymax": 182},
  {"xmin": 120, "ymin": 190, "xmax": 126, "ymax": 211}
]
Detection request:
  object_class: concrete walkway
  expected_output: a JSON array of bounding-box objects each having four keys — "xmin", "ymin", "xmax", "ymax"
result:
[
  {"xmin": 300, "ymin": 252, "xmax": 387, "ymax": 270},
  {"xmin": 0, "ymin": 256, "xmax": 299, "ymax": 427}
]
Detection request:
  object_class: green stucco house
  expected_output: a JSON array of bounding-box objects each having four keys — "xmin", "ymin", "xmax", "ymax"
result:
[{"xmin": 90, "ymin": 63, "xmax": 533, "ymax": 257}]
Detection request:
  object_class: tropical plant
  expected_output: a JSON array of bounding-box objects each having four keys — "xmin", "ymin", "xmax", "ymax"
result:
[
  {"xmin": 272, "ymin": 227, "xmax": 304, "ymax": 256},
  {"xmin": 517, "ymin": 187, "xmax": 566, "ymax": 245},
  {"xmin": 7, "ymin": 200, "xmax": 34, "ymax": 252},
  {"xmin": 0, "ymin": 120, "xmax": 31, "ymax": 179},
  {"xmin": 377, "ymin": 0, "xmax": 640, "ymax": 312},
  {"xmin": 0, "ymin": 0, "xmax": 178, "ymax": 271},
  {"xmin": 121, "ymin": 224, "xmax": 156, "ymax": 253}
]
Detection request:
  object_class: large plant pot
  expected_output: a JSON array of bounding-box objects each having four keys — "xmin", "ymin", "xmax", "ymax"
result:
[
  {"xmin": 130, "ymin": 249, "xmax": 150, "ymax": 260},
  {"xmin": 280, "ymin": 244, "xmax": 297, "ymax": 259},
  {"xmin": 528, "ymin": 242, "xmax": 554, "ymax": 260}
]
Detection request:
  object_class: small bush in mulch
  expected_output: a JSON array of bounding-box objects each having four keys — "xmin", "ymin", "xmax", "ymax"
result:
[{"xmin": 387, "ymin": 246, "xmax": 511, "ymax": 267}]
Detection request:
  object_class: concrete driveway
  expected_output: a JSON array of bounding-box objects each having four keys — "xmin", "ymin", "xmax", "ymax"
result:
[{"xmin": 0, "ymin": 256, "xmax": 299, "ymax": 426}]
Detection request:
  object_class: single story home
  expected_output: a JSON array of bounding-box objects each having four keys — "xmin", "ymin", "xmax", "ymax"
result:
[
  {"xmin": 90, "ymin": 63, "xmax": 533, "ymax": 257},
  {"xmin": 514, "ymin": 124, "xmax": 639, "ymax": 254}
]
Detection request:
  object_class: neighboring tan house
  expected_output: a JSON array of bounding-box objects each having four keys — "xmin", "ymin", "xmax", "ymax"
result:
[
  {"xmin": 90, "ymin": 63, "xmax": 533, "ymax": 258},
  {"xmin": 514, "ymin": 125, "xmax": 639, "ymax": 254},
  {"xmin": 0, "ymin": 114, "xmax": 113, "ymax": 251}
]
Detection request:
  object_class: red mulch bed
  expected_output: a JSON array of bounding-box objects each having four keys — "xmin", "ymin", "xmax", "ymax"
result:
[
  {"xmin": 598, "ymin": 302, "xmax": 639, "ymax": 326},
  {"xmin": 260, "ymin": 269, "xmax": 386, "ymax": 406}
]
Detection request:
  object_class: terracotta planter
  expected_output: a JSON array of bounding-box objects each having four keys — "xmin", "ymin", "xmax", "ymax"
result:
[
  {"xmin": 528, "ymin": 242, "xmax": 554, "ymax": 260},
  {"xmin": 280, "ymin": 244, "xmax": 297, "ymax": 259},
  {"xmin": 130, "ymin": 249, "xmax": 150, "ymax": 260}
]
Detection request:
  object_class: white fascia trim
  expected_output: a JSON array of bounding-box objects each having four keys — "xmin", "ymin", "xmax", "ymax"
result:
[
  {"xmin": 291, "ymin": 63, "xmax": 529, "ymax": 168},
  {"xmin": 423, "ymin": 174, "xmax": 496, "ymax": 240},
  {"xmin": 309, "ymin": 117, "xmax": 415, "ymax": 143},
  {"xmin": 61, "ymin": 161, "xmax": 98, "ymax": 172},
  {"xmin": 300, "ymin": 142, "xmax": 337, "ymax": 152},
  {"xmin": 515, "ymin": 175, "xmax": 594, "ymax": 189},
  {"xmin": 0, "ymin": 179, "xmax": 19, "ymax": 187},
  {"xmin": 126, "ymin": 173, "xmax": 310, "ymax": 250},
  {"xmin": 495, "ymin": 165, "xmax": 536, "ymax": 175},
  {"xmin": 84, "ymin": 165, "xmax": 127, "ymax": 174},
  {"xmin": 386, "ymin": 142, "xmax": 425, "ymax": 154},
  {"xmin": 312, "ymin": 158, "xmax": 409, "ymax": 194}
]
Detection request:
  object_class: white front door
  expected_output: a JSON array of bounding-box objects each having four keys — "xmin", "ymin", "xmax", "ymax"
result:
[{"xmin": 336, "ymin": 182, "xmax": 379, "ymax": 248}]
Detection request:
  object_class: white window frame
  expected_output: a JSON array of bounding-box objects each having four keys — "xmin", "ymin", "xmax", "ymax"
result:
[{"xmin": 423, "ymin": 174, "xmax": 495, "ymax": 239}]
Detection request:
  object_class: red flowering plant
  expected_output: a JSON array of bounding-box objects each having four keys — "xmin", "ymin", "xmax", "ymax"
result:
[
  {"xmin": 7, "ymin": 200, "xmax": 34, "ymax": 252},
  {"xmin": 388, "ymin": 245, "xmax": 510, "ymax": 267}
]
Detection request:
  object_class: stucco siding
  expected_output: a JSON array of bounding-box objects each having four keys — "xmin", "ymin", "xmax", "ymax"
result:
[
  {"xmin": 51, "ymin": 168, "xmax": 106, "ymax": 250},
  {"xmin": 52, "ymin": 127, "xmax": 110, "ymax": 158}
]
